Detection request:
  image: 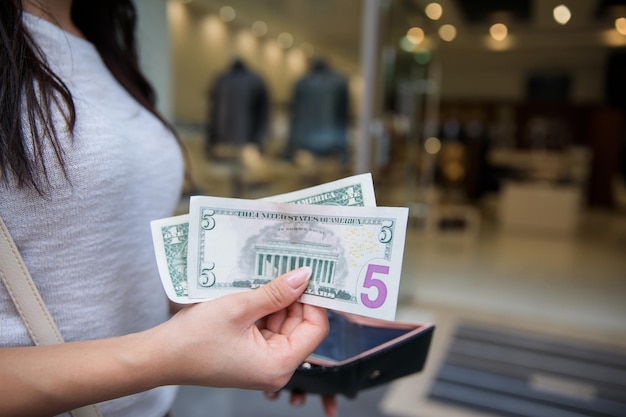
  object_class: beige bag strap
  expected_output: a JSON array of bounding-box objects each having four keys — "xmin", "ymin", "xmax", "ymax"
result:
[{"xmin": 0, "ymin": 216, "xmax": 103, "ymax": 417}]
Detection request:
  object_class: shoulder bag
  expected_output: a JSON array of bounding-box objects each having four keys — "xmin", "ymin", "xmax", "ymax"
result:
[{"xmin": 0, "ymin": 215, "xmax": 103, "ymax": 417}]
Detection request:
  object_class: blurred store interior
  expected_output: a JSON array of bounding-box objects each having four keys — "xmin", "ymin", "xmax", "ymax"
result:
[{"xmin": 135, "ymin": 0, "xmax": 626, "ymax": 415}]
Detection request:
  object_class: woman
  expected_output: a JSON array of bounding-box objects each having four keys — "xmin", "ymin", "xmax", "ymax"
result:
[{"xmin": 0, "ymin": 1, "xmax": 335, "ymax": 416}]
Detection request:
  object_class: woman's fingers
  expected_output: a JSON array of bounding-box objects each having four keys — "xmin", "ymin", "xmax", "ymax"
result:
[
  {"xmin": 264, "ymin": 391, "xmax": 279, "ymax": 400},
  {"xmin": 283, "ymin": 304, "xmax": 329, "ymax": 353},
  {"xmin": 263, "ymin": 390, "xmax": 337, "ymax": 417},
  {"xmin": 322, "ymin": 394, "xmax": 338, "ymax": 417},
  {"xmin": 289, "ymin": 391, "xmax": 306, "ymax": 407}
]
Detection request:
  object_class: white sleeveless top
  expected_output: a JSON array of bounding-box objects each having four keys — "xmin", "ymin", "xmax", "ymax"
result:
[{"xmin": 0, "ymin": 13, "xmax": 184, "ymax": 417}]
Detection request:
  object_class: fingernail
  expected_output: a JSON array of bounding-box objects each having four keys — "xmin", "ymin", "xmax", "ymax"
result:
[{"xmin": 287, "ymin": 266, "xmax": 312, "ymax": 289}]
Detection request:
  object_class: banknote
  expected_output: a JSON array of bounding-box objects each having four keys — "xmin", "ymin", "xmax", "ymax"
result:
[
  {"xmin": 151, "ymin": 213, "xmax": 191, "ymax": 304},
  {"xmin": 151, "ymin": 173, "xmax": 376, "ymax": 304},
  {"xmin": 187, "ymin": 196, "xmax": 408, "ymax": 320},
  {"xmin": 259, "ymin": 172, "xmax": 376, "ymax": 206}
]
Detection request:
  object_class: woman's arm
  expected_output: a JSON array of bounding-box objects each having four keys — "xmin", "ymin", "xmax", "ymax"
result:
[
  {"xmin": 0, "ymin": 330, "xmax": 161, "ymax": 415},
  {"xmin": 0, "ymin": 267, "xmax": 328, "ymax": 417}
]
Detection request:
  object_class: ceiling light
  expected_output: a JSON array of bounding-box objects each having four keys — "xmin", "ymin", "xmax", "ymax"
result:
[
  {"xmin": 425, "ymin": 3, "xmax": 443, "ymax": 21},
  {"xmin": 438, "ymin": 24, "xmax": 457, "ymax": 42},
  {"xmin": 553, "ymin": 5, "xmax": 571, "ymax": 25},
  {"xmin": 616, "ymin": 17, "xmax": 626, "ymax": 35},
  {"xmin": 489, "ymin": 23, "xmax": 508, "ymax": 41}
]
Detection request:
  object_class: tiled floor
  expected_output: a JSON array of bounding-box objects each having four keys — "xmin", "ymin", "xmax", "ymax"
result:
[
  {"xmin": 381, "ymin": 208, "xmax": 626, "ymax": 417},
  {"xmin": 173, "ymin": 134, "xmax": 626, "ymax": 416}
]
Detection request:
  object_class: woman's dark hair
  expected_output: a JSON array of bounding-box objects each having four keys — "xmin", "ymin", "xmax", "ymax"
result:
[{"xmin": 0, "ymin": 0, "xmax": 178, "ymax": 194}]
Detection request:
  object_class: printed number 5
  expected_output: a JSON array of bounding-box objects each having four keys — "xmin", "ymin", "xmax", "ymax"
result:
[
  {"xmin": 360, "ymin": 264, "xmax": 389, "ymax": 309},
  {"xmin": 202, "ymin": 210, "xmax": 216, "ymax": 230}
]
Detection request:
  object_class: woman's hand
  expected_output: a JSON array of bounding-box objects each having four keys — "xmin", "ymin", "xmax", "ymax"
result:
[
  {"xmin": 152, "ymin": 266, "xmax": 330, "ymax": 391},
  {"xmin": 0, "ymin": 267, "xmax": 328, "ymax": 417}
]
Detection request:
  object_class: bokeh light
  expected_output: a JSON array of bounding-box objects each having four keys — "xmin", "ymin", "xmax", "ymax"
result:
[
  {"xmin": 400, "ymin": 36, "xmax": 417, "ymax": 52},
  {"xmin": 439, "ymin": 24, "xmax": 457, "ymax": 42},
  {"xmin": 219, "ymin": 6, "xmax": 236, "ymax": 22},
  {"xmin": 490, "ymin": 23, "xmax": 508, "ymax": 41},
  {"xmin": 251, "ymin": 20, "xmax": 268, "ymax": 37},
  {"xmin": 425, "ymin": 3, "xmax": 443, "ymax": 21},
  {"xmin": 407, "ymin": 27, "xmax": 425, "ymax": 45},
  {"xmin": 424, "ymin": 137, "xmax": 442, "ymax": 155},
  {"xmin": 553, "ymin": 5, "xmax": 572, "ymax": 25},
  {"xmin": 616, "ymin": 17, "xmax": 626, "ymax": 35},
  {"xmin": 414, "ymin": 48, "xmax": 432, "ymax": 65},
  {"xmin": 277, "ymin": 32, "xmax": 294, "ymax": 49}
]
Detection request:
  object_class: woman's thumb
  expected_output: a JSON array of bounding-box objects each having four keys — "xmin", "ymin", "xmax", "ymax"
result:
[{"xmin": 243, "ymin": 267, "xmax": 312, "ymax": 319}]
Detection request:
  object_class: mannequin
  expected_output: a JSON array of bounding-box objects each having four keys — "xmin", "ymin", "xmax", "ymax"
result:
[
  {"xmin": 286, "ymin": 58, "xmax": 349, "ymax": 164},
  {"xmin": 207, "ymin": 58, "xmax": 270, "ymax": 155}
]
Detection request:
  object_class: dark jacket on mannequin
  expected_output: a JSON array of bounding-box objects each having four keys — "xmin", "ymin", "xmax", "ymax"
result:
[
  {"xmin": 207, "ymin": 58, "xmax": 269, "ymax": 152},
  {"xmin": 286, "ymin": 58, "xmax": 349, "ymax": 163}
]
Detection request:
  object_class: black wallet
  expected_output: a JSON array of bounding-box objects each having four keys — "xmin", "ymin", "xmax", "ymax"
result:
[{"xmin": 284, "ymin": 311, "xmax": 435, "ymax": 398}]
